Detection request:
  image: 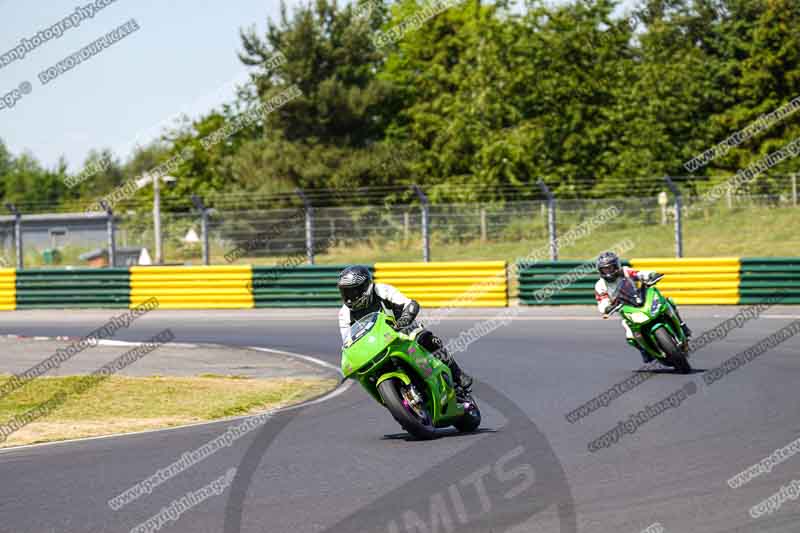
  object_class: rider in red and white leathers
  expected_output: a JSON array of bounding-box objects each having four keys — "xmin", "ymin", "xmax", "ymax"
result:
[
  {"xmin": 595, "ymin": 267, "xmax": 655, "ymax": 334},
  {"xmin": 594, "ymin": 251, "xmax": 691, "ymax": 363}
]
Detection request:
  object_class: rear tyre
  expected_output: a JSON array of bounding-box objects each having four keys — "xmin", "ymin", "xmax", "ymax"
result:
[
  {"xmin": 452, "ymin": 398, "xmax": 481, "ymax": 433},
  {"xmin": 654, "ymin": 327, "xmax": 692, "ymax": 374},
  {"xmin": 378, "ymin": 378, "xmax": 437, "ymax": 440}
]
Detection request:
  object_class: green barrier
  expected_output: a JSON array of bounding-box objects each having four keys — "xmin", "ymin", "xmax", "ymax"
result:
[
  {"xmin": 741, "ymin": 258, "xmax": 800, "ymax": 263},
  {"xmin": 518, "ymin": 260, "xmax": 629, "ymax": 305},
  {"xmin": 739, "ymin": 258, "xmax": 800, "ymax": 304},
  {"xmin": 16, "ymin": 268, "xmax": 131, "ymax": 309},
  {"xmin": 252, "ymin": 264, "xmax": 373, "ymax": 308}
]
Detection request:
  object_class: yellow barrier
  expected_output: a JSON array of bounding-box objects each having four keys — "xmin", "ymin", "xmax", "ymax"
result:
[
  {"xmin": 629, "ymin": 258, "xmax": 740, "ymax": 305},
  {"xmin": 130, "ymin": 265, "xmax": 253, "ymax": 309},
  {"xmin": 0, "ymin": 269, "xmax": 15, "ymax": 311},
  {"xmin": 374, "ymin": 261, "xmax": 507, "ymax": 307}
]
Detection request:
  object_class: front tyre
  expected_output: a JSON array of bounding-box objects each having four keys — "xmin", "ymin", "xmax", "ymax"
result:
[
  {"xmin": 654, "ymin": 327, "xmax": 692, "ymax": 374},
  {"xmin": 378, "ymin": 378, "xmax": 437, "ymax": 440}
]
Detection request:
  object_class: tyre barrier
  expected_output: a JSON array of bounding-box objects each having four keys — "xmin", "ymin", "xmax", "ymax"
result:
[
  {"xmin": 740, "ymin": 257, "xmax": 800, "ymax": 305},
  {"xmin": 628, "ymin": 257, "xmax": 740, "ymax": 305},
  {"xmin": 374, "ymin": 261, "xmax": 508, "ymax": 307},
  {"xmin": 16, "ymin": 268, "xmax": 129, "ymax": 309},
  {"xmin": 520, "ymin": 258, "xmax": 739, "ymax": 305},
  {"xmin": 0, "ymin": 258, "xmax": 796, "ymax": 309},
  {"xmin": 518, "ymin": 260, "xmax": 631, "ymax": 305},
  {"xmin": 520, "ymin": 257, "xmax": 797, "ymax": 305},
  {"xmin": 129, "ymin": 265, "xmax": 253, "ymax": 309},
  {"xmin": 0, "ymin": 268, "xmax": 15, "ymax": 311},
  {"xmin": 252, "ymin": 265, "xmax": 368, "ymax": 308}
]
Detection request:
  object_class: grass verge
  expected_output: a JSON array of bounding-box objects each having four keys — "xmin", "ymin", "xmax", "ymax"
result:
[{"xmin": 0, "ymin": 374, "xmax": 337, "ymax": 448}]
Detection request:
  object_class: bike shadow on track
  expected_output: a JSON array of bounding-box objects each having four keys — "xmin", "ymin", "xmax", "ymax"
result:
[
  {"xmin": 633, "ymin": 368, "xmax": 706, "ymax": 374},
  {"xmin": 381, "ymin": 427, "xmax": 498, "ymax": 441},
  {"xmin": 223, "ymin": 380, "xmax": 578, "ymax": 533}
]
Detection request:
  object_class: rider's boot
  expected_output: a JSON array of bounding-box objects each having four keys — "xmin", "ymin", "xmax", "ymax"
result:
[
  {"xmin": 442, "ymin": 355, "xmax": 472, "ymax": 401},
  {"xmin": 439, "ymin": 352, "xmax": 472, "ymax": 401},
  {"xmin": 451, "ymin": 363, "xmax": 473, "ymax": 399},
  {"xmin": 628, "ymin": 338, "xmax": 654, "ymax": 364},
  {"xmin": 424, "ymin": 332, "xmax": 473, "ymax": 400}
]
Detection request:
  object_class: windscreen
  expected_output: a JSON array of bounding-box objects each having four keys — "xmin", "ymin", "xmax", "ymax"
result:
[
  {"xmin": 611, "ymin": 277, "xmax": 643, "ymax": 307},
  {"xmin": 345, "ymin": 312, "xmax": 379, "ymax": 346}
]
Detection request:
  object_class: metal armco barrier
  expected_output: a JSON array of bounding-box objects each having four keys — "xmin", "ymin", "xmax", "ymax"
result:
[
  {"xmin": 252, "ymin": 265, "xmax": 364, "ymax": 307},
  {"xmin": 16, "ymin": 268, "xmax": 130, "ymax": 309},
  {"xmin": 374, "ymin": 261, "xmax": 508, "ymax": 307},
  {"xmin": 129, "ymin": 265, "xmax": 253, "ymax": 309},
  {"xmin": 740, "ymin": 258, "xmax": 800, "ymax": 304},
  {"xmin": 0, "ymin": 269, "xmax": 15, "ymax": 311}
]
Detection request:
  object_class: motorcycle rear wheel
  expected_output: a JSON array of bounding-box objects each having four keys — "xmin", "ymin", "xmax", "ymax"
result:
[
  {"xmin": 378, "ymin": 378, "xmax": 437, "ymax": 440},
  {"xmin": 654, "ymin": 327, "xmax": 692, "ymax": 374}
]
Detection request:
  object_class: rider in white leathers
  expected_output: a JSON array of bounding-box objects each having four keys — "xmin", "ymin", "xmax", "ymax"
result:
[
  {"xmin": 337, "ymin": 265, "xmax": 473, "ymax": 397},
  {"xmin": 594, "ymin": 251, "xmax": 691, "ymax": 363}
]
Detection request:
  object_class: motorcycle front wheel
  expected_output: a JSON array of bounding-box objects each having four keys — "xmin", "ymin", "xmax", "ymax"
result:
[
  {"xmin": 378, "ymin": 378, "xmax": 437, "ymax": 440},
  {"xmin": 654, "ymin": 327, "xmax": 692, "ymax": 374}
]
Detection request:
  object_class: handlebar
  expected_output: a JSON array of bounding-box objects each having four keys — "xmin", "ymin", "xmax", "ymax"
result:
[
  {"xmin": 603, "ymin": 301, "xmax": 623, "ymax": 318},
  {"xmin": 603, "ymin": 273, "xmax": 664, "ymax": 318}
]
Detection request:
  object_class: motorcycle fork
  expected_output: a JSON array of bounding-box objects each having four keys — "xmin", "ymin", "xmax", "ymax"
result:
[
  {"xmin": 663, "ymin": 300, "xmax": 687, "ymax": 348},
  {"xmin": 632, "ymin": 330, "xmax": 662, "ymax": 359}
]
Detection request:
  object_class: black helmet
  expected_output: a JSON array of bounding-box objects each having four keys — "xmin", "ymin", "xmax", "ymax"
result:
[
  {"xmin": 337, "ymin": 265, "xmax": 374, "ymax": 310},
  {"xmin": 597, "ymin": 251, "xmax": 622, "ymax": 282}
]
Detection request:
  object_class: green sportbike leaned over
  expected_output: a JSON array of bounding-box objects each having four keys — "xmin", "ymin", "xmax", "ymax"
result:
[
  {"xmin": 341, "ymin": 310, "xmax": 481, "ymax": 439},
  {"xmin": 605, "ymin": 274, "xmax": 692, "ymax": 374}
]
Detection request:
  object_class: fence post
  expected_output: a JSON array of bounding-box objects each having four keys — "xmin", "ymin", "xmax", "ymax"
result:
[
  {"xmin": 480, "ymin": 207, "xmax": 487, "ymax": 243},
  {"xmin": 664, "ymin": 177, "xmax": 683, "ymax": 258},
  {"xmin": 100, "ymin": 200, "xmax": 116, "ymax": 267},
  {"xmin": 793, "ymin": 173, "xmax": 797, "ymax": 207},
  {"xmin": 658, "ymin": 191, "xmax": 668, "ymax": 224},
  {"xmin": 412, "ymin": 184, "xmax": 430, "ymax": 262},
  {"xmin": 537, "ymin": 180, "xmax": 557, "ymax": 260},
  {"xmin": 5, "ymin": 203, "xmax": 22, "ymax": 269},
  {"xmin": 191, "ymin": 194, "xmax": 210, "ymax": 265},
  {"xmin": 152, "ymin": 173, "xmax": 163, "ymax": 265},
  {"xmin": 403, "ymin": 212, "xmax": 410, "ymax": 243},
  {"xmin": 295, "ymin": 188, "xmax": 315, "ymax": 265}
]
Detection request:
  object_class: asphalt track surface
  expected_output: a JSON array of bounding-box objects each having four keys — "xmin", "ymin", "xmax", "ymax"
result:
[{"xmin": 0, "ymin": 306, "xmax": 799, "ymax": 533}]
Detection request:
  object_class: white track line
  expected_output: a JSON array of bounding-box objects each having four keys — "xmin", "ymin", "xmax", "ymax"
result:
[
  {"xmin": 95, "ymin": 339, "xmax": 198, "ymax": 348},
  {"xmin": 0, "ymin": 345, "xmax": 351, "ymax": 454},
  {"xmin": 248, "ymin": 346, "xmax": 342, "ymax": 372}
]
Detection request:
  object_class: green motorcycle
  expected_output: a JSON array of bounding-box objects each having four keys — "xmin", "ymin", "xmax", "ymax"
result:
[
  {"xmin": 605, "ymin": 274, "xmax": 692, "ymax": 374},
  {"xmin": 341, "ymin": 310, "xmax": 481, "ymax": 439}
]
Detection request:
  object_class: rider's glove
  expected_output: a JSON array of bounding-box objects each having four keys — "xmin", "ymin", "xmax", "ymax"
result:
[
  {"xmin": 602, "ymin": 297, "xmax": 618, "ymax": 317},
  {"xmin": 396, "ymin": 300, "xmax": 420, "ymax": 331}
]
